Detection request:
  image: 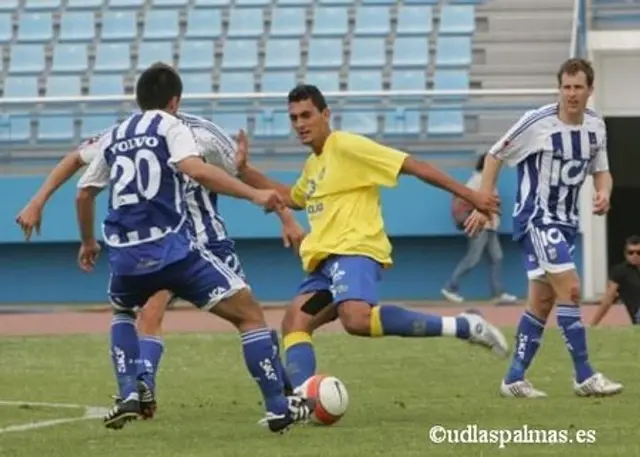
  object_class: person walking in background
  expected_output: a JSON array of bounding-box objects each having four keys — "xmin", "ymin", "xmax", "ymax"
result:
[{"xmin": 442, "ymin": 153, "xmax": 517, "ymax": 305}]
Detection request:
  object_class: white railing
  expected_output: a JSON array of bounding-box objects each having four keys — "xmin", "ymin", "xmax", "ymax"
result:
[
  {"xmin": 570, "ymin": 0, "xmax": 580, "ymax": 57},
  {"xmin": 0, "ymin": 89, "xmax": 560, "ymax": 107}
]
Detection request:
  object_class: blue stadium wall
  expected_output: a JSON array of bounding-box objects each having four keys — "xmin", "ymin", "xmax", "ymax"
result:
[{"xmin": 0, "ymin": 167, "xmax": 582, "ymax": 304}]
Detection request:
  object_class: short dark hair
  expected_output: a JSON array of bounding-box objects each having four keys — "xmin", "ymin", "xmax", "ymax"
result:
[
  {"xmin": 475, "ymin": 153, "xmax": 487, "ymax": 172},
  {"xmin": 626, "ymin": 235, "xmax": 640, "ymax": 246},
  {"xmin": 287, "ymin": 84, "xmax": 328, "ymax": 112},
  {"xmin": 136, "ymin": 62, "xmax": 183, "ymax": 111},
  {"xmin": 557, "ymin": 58, "xmax": 595, "ymax": 88}
]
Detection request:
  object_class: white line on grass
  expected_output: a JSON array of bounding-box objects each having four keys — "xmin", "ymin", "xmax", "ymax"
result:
[{"xmin": 0, "ymin": 400, "xmax": 109, "ymax": 434}]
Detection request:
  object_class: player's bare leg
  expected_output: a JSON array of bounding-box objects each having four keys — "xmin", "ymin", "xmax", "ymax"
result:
[
  {"xmin": 211, "ymin": 288, "xmax": 315, "ymax": 433},
  {"xmin": 281, "ymin": 292, "xmax": 336, "ymax": 390},
  {"xmin": 546, "ymin": 270, "xmax": 623, "ymax": 397},
  {"xmin": 501, "ymin": 280, "xmax": 555, "ymax": 398}
]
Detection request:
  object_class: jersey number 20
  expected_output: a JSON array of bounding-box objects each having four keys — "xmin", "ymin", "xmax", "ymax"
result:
[{"xmin": 111, "ymin": 149, "xmax": 162, "ymax": 209}]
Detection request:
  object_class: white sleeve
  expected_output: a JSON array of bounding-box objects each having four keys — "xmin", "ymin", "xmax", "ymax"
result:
[
  {"xmin": 192, "ymin": 126, "xmax": 238, "ymax": 176},
  {"xmin": 77, "ymin": 150, "xmax": 110, "ymax": 189},
  {"xmin": 165, "ymin": 121, "xmax": 202, "ymax": 165},
  {"xmin": 589, "ymin": 127, "xmax": 610, "ymax": 174},
  {"xmin": 487, "ymin": 110, "xmax": 540, "ymax": 167}
]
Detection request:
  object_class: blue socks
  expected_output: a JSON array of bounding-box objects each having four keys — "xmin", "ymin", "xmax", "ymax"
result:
[
  {"xmin": 241, "ymin": 328, "xmax": 288, "ymax": 415},
  {"xmin": 372, "ymin": 305, "xmax": 471, "ymax": 339},
  {"xmin": 505, "ymin": 311, "xmax": 545, "ymax": 383},
  {"xmin": 269, "ymin": 329, "xmax": 293, "ymax": 393},
  {"xmin": 283, "ymin": 332, "xmax": 316, "ymax": 389},
  {"xmin": 110, "ymin": 313, "xmax": 140, "ymax": 400},
  {"xmin": 556, "ymin": 304, "xmax": 594, "ymax": 383},
  {"xmin": 137, "ymin": 335, "xmax": 165, "ymax": 392}
]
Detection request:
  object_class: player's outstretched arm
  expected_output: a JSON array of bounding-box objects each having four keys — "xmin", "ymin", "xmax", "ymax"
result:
[
  {"xmin": 176, "ymin": 157, "xmax": 283, "ymax": 211},
  {"xmin": 400, "ymin": 156, "xmax": 499, "ymax": 214},
  {"xmin": 16, "ymin": 150, "xmax": 86, "ymax": 240},
  {"xmin": 590, "ymin": 280, "xmax": 619, "ymax": 326},
  {"xmin": 238, "ymin": 164, "xmax": 303, "ymax": 209}
]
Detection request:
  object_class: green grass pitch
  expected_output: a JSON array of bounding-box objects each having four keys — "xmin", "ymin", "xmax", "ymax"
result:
[{"xmin": 0, "ymin": 327, "xmax": 637, "ymax": 457}]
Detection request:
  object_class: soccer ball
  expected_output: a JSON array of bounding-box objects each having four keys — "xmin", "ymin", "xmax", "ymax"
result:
[{"xmin": 298, "ymin": 374, "xmax": 349, "ymax": 426}]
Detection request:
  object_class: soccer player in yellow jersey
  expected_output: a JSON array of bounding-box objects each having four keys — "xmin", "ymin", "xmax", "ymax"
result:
[{"xmin": 238, "ymin": 85, "xmax": 510, "ymax": 390}]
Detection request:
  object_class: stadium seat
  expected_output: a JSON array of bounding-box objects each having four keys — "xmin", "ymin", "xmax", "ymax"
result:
[
  {"xmin": 81, "ymin": 115, "xmax": 117, "ymax": 138},
  {"xmin": 101, "ymin": 11, "xmax": 137, "ymax": 41},
  {"xmin": 89, "ymin": 74, "xmax": 125, "ymax": 95},
  {"xmin": 235, "ymin": 0, "xmax": 271, "ymax": 7},
  {"xmin": 276, "ymin": 0, "xmax": 312, "ymax": 5},
  {"xmin": 219, "ymin": 71, "xmax": 255, "ymax": 93},
  {"xmin": 270, "ymin": 7, "xmax": 306, "ymax": 37},
  {"xmin": 433, "ymin": 69, "xmax": 469, "ymax": 91},
  {"xmin": 17, "ymin": 13, "xmax": 53, "ymax": 43},
  {"xmin": 304, "ymin": 70, "xmax": 340, "ymax": 91},
  {"xmin": 178, "ymin": 41, "xmax": 215, "ymax": 71},
  {"xmin": 353, "ymin": 7, "xmax": 391, "ymax": 36},
  {"xmin": 210, "ymin": 113, "xmax": 248, "ymax": 135},
  {"xmin": 361, "ymin": 0, "xmax": 396, "ymax": 5},
  {"xmin": 427, "ymin": 109, "xmax": 464, "ymax": 135},
  {"xmin": 51, "ymin": 44, "xmax": 88, "ymax": 73},
  {"xmin": 227, "ymin": 8, "xmax": 264, "ymax": 38},
  {"xmin": 108, "ymin": 0, "xmax": 145, "ymax": 8},
  {"xmin": 318, "ymin": 0, "xmax": 352, "ymax": 5},
  {"xmin": 185, "ymin": 8, "xmax": 222, "ymax": 39},
  {"xmin": 37, "ymin": 115, "xmax": 75, "ymax": 142},
  {"xmin": 143, "ymin": 10, "xmax": 179, "ymax": 40},
  {"xmin": 383, "ymin": 108, "xmax": 421, "ymax": 136},
  {"xmin": 396, "ymin": 6, "xmax": 432, "ymax": 36},
  {"xmin": 435, "ymin": 36, "xmax": 472, "ymax": 67},
  {"xmin": 9, "ymin": 44, "xmax": 45, "ymax": 74},
  {"xmin": 349, "ymin": 38, "xmax": 386, "ymax": 68},
  {"xmin": 137, "ymin": 41, "xmax": 174, "ymax": 70},
  {"xmin": 180, "ymin": 72, "xmax": 212, "ymax": 95},
  {"xmin": 3, "ymin": 76, "xmax": 39, "ymax": 97},
  {"xmin": 24, "ymin": 0, "xmax": 62, "ymax": 12},
  {"xmin": 312, "ymin": 7, "xmax": 348, "ymax": 37},
  {"xmin": 151, "ymin": 0, "xmax": 188, "ymax": 6},
  {"xmin": 221, "ymin": 40, "xmax": 258, "ymax": 70},
  {"xmin": 347, "ymin": 70, "xmax": 382, "ymax": 91},
  {"xmin": 403, "ymin": 0, "xmax": 438, "ymax": 4},
  {"xmin": 255, "ymin": 109, "xmax": 290, "ymax": 139},
  {"xmin": 0, "ymin": 14, "xmax": 12, "ymax": 43},
  {"xmin": 261, "ymin": 71, "xmax": 297, "ymax": 92},
  {"xmin": 59, "ymin": 12, "xmax": 95, "ymax": 42},
  {"xmin": 0, "ymin": 0, "xmax": 19, "ymax": 12},
  {"xmin": 391, "ymin": 69, "xmax": 426, "ymax": 90},
  {"xmin": 340, "ymin": 111, "xmax": 378, "ymax": 136},
  {"xmin": 94, "ymin": 43, "xmax": 131, "ymax": 72},
  {"xmin": 264, "ymin": 39, "xmax": 301, "ymax": 69},
  {"xmin": 67, "ymin": 0, "xmax": 101, "ymax": 8},
  {"xmin": 392, "ymin": 37, "xmax": 428, "ymax": 68},
  {"xmin": 0, "ymin": 116, "xmax": 31, "ymax": 142},
  {"xmin": 193, "ymin": 0, "xmax": 228, "ymax": 6},
  {"xmin": 307, "ymin": 38, "xmax": 343, "ymax": 69},
  {"xmin": 439, "ymin": 5, "xmax": 475, "ymax": 35}
]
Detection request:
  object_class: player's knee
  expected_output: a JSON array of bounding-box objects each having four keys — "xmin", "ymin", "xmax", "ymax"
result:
[
  {"xmin": 569, "ymin": 284, "xmax": 581, "ymax": 305},
  {"xmin": 337, "ymin": 301, "xmax": 371, "ymax": 336},
  {"xmin": 113, "ymin": 309, "xmax": 136, "ymax": 320}
]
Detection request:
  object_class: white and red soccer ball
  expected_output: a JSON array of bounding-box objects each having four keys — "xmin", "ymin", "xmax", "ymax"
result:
[{"xmin": 298, "ymin": 374, "xmax": 349, "ymax": 426}]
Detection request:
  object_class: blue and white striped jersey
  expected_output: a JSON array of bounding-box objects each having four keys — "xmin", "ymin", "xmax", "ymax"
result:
[
  {"xmin": 77, "ymin": 112, "xmax": 239, "ymax": 250},
  {"xmin": 77, "ymin": 110, "xmax": 200, "ymax": 276},
  {"xmin": 488, "ymin": 103, "xmax": 609, "ymax": 240}
]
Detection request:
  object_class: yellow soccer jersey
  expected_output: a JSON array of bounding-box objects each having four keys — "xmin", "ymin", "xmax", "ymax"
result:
[{"xmin": 290, "ymin": 131, "xmax": 408, "ymax": 273}]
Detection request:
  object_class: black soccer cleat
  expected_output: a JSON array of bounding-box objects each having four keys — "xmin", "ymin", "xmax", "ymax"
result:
[
  {"xmin": 259, "ymin": 395, "xmax": 316, "ymax": 434},
  {"xmin": 138, "ymin": 380, "xmax": 157, "ymax": 420},
  {"xmin": 103, "ymin": 396, "xmax": 141, "ymax": 430}
]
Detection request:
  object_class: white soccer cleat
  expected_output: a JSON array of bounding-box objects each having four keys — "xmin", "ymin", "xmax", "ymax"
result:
[
  {"xmin": 500, "ymin": 379, "xmax": 548, "ymax": 398},
  {"xmin": 462, "ymin": 312, "xmax": 509, "ymax": 358},
  {"xmin": 441, "ymin": 288, "xmax": 464, "ymax": 303},
  {"xmin": 573, "ymin": 372, "xmax": 623, "ymax": 397}
]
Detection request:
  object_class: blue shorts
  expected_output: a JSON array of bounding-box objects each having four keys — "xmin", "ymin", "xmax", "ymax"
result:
[
  {"xmin": 520, "ymin": 225, "xmax": 577, "ymax": 280},
  {"xmin": 297, "ymin": 255, "xmax": 383, "ymax": 306},
  {"xmin": 108, "ymin": 247, "xmax": 246, "ymax": 312}
]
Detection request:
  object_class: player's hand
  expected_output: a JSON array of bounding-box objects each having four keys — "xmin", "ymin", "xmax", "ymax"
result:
[
  {"xmin": 592, "ymin": 190, "xmax": 610, "ymax": 215},
  {"xmin": 235, "ymin": 129, "xmax": 249, "ymax": 172},
  {"xmin": 470, "ymin": 190, "xmax": 501, "ymax": 215},
  {"xmin": 464, "ymin": 210, "xmax": 489, "ymax": 237},
  {"xmin": 251, "ymin": 189, "xmax": 284, "ymax": 212},
  {"xmin": 16, "ymin": 201, "xmax": 43, "ymax": 241},
  {"xmin": 281, "ymin": 219, "xmax": 306, "ymax": 254},
  {"xmin": 78, "ymin": 240, "xmax": 100, "ymax": 272}
]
